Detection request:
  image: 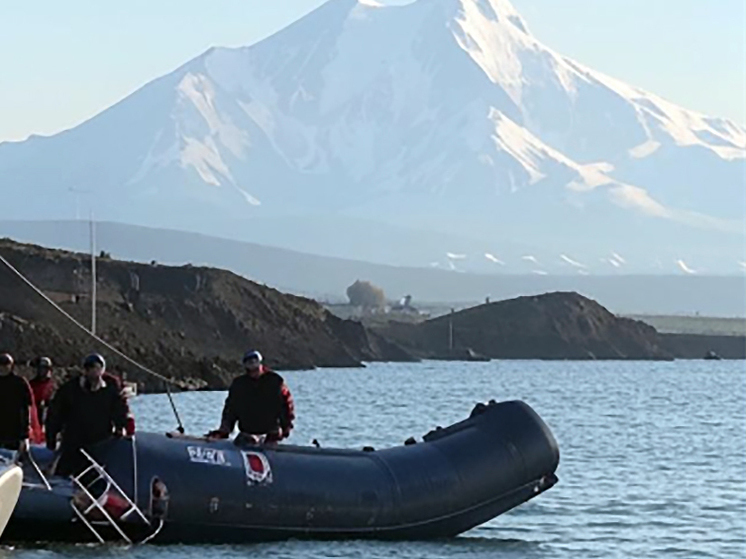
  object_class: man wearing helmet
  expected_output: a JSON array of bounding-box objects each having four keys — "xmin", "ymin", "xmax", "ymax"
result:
[
  {"xmin": 45, "ymin": 353, "xmax": 129, "ymax": 476},
  {"xmin": 0, "ymin": 353, "xmax": 33, "ymax": 453},
  {"xmin": 207, "ymin": 350, "xmax": 295, "ymax": 443}
]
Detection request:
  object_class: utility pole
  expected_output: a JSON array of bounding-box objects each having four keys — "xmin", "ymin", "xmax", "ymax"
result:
[
  {"xmin": 448, "ymin": 308, "xmax": 454, "ymax": 351},
  {"xmin": 90, "ymin": 212, "xmax": 96, "ymax": 335},
  {"xmin": 68, "ymin": 187, "xmax": 90, "ymax": 221}
]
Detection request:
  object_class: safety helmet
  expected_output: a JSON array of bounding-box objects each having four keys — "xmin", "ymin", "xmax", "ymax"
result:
[
  {"xmin": 242, "ymin": 350, "xmax": 263, "ymax": 364},
  {"xmin": 37, "ymin": 356, "xmax": 53, "ymax": 369},
  {"xmin": 0, "ymin": 353, "xmax": 13, "ymax": 366},
  {"xmin": 83, "ymin": 353, "xmax": 106, "ymax": 369}
]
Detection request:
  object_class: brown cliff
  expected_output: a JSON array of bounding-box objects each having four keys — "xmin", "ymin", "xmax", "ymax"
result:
[{"xmin": 0, "ymin": 239, "xmax": 413, "ymax": 392}]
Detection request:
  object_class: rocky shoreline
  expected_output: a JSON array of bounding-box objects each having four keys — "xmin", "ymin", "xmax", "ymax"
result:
[
  {"xmin": 374, "ymin": 292, "xmax": 675, "ymax": 361},
  {"xmin": 2, "ymin": 239, "xmax": 741, "ymax": 394},
  {"xmin": 0, "ymin": 239, "xmax": 414, "ymax": 393}
]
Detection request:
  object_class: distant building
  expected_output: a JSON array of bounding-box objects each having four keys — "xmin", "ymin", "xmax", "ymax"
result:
[{"xmin": 391, "ymin": 294, "xmax": 421, "ymax": 315}]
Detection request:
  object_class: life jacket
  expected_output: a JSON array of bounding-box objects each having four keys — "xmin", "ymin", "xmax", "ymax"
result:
[
  {"xmin": 29, "ymin": 376, "xmax": 55, "ymax": 406},
  {"xmin": 29, "ymin": 400, "xmax": 44, "ymax": 444}
]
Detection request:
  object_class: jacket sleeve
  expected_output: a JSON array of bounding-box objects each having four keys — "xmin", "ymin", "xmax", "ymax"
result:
[
  {"xmin": 278, "ymin": 383, "xmax": 295, "ymax": 438},
  {"xmin": 20, "ymin": 377, "xmax": 33, "ymax": 439},
  {"xmin": 112, "ymin": 386, "xmax": 129, "ymax": 433},
  {"xmin": 219, "ymin": 381, "xmax": 239, "ymax": 435}
]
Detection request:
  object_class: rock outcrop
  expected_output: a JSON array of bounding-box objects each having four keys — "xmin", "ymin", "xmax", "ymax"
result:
[
  {"xmin": 660, "ymin": 334, "xmax": 746, "ymax": 360},
  {"xmin": 376, "ymin": 292, "xmax": 673, "ymax": 360}
]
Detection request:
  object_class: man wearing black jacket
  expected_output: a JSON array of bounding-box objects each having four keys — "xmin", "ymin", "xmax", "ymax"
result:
[
  {"xmin": 0, "ymin": 353, "xmax": 33, "ymax": 453},
  {"xmin": 46, "ymin": 353, "xmax": 128, "ymax": 476},
  {"xmin": 208, "ymin": 350, "xmax": 295, "ymax": 443}
]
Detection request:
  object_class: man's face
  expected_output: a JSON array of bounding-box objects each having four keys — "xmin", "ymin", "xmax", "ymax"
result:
[
  {"xmin": 244, "ymin": 358, "xmax": 262, "ymax": 376},
  {"xmin": 37, "ymin": 366, "xmax": 52, "ymax": 378},
  {"xmin": 0, "ymin": 355, "xmax": 12, "ymax": 375},
  {"xmin": 84, "ymin": 363, "xmax": 104, "ymax": 382}
]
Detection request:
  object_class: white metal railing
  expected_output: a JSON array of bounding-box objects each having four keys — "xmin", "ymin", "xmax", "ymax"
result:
[{"xmin": 69, "ymin": 449, "xmax": 151, "ymax": 544}]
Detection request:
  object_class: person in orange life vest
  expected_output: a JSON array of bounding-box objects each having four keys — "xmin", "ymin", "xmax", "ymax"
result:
[
  {"xmin": 207, "ymin": 350, "xmax": 294, "ymax": 443},
  {"xmin": 29, "ymin": 356, "xmax": 56, "ymax": 426},
  {"xmin": 0, "ymin": 353, "xmax": 33, "ymax": 453}
]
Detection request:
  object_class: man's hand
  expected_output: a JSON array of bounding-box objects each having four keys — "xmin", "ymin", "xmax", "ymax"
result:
[
  {"xmin": 205, "ymin": 429, "xmax": 229, "ymax": 440},
  {"xmin": 265, "ymin": 428, "xmax": 283, "ymax": 443}
]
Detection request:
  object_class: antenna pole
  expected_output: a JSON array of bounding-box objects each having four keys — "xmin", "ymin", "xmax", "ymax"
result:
[
  {"xmin": 90, "ymin": 212, "xmax": 96, "ymax": 335},
  {"xmin": 449, "ymin": 308, "xmax": 454, "ymax": 351}
]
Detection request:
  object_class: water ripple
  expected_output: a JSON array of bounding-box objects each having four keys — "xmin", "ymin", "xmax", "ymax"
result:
[{"xmin": 4, "ymin": 360, "xmax": 745, "ymax": 558}]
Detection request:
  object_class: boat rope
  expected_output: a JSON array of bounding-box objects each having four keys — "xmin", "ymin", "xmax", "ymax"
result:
[{"xmin": 0, "ymin": 253, "xmax": 186, "ymax": 434}]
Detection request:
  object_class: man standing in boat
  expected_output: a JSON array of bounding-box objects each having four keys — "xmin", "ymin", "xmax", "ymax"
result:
[
  {"xmin": 45, "ymin": 353, "xmax": 129, "ymax": 476},
  {"xmin": 29, "ymin": 357, "xmax": 55, "ymax": 426},
  {"xmin": 207, "ymin": 350, "xmax": 295, "ymax": 443},
  {"xmin": 0, "ymin": 353, "xmax": 33, "ymax": 453}
]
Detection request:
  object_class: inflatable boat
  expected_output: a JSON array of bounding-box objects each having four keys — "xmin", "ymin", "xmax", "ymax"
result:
[
  {"xmin": 0, "ymin": 461, "xmax": 23, "ymax": 538},
  {"xmin": 0, "ymin": 399, "xmax": 559, "ymax": 544}
]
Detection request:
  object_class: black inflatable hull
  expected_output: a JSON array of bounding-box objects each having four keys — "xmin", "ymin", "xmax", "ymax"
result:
[{"xmin": 3, "ymin": 400, "xmax": 559, "ymax": 544}]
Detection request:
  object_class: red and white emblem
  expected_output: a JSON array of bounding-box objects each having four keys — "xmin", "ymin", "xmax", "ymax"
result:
[{"xmin": 242, "ymin": 451, "xmax": 273, "ymax": 485}]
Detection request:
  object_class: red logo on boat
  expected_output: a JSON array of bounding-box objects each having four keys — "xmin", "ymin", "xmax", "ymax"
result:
[{"xmin": 242, "ymin": 451, "xmax": 272, "ymax": 485}]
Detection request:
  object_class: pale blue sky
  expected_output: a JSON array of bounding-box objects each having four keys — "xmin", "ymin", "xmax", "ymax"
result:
[{"xmin": 0, "ymin": 0, "xmax": 743, "ymax": 142}]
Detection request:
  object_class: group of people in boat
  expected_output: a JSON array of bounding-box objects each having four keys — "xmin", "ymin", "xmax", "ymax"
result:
[{"xmin": 0, "ymin": 348, "xmax": 294, "ymax": 476}]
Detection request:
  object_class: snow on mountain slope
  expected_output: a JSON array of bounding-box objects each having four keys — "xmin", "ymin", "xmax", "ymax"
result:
[{"xmin": 0, "ymin": 0, "xmax": 743, "ymax": 273}]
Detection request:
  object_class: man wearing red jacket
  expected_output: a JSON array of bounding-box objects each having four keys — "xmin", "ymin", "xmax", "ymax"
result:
[
  {"xmin": 208, "ymin": 350, "xmax": 295, "ymax": 443},
  {"xmin": 29, "ymin": 357, "xmax": 56, "ymax": 426}
]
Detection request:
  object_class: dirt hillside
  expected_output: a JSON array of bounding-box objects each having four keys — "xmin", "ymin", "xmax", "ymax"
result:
[
  {"xmin": 377, "ymin": 292, "xmax": 673, "ymax": 360},
  {"xmin": 0, "ymin": 239, "xmax": 413, "ymax": 392}
]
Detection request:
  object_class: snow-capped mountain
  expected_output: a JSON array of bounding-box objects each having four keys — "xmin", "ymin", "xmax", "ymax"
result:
[{"xmin": 1, "ymin": 0, "xmax": 744, "ymax": 274}]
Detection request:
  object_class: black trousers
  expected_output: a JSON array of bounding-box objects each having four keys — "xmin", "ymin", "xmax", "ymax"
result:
[
  {"xmin": 55, "ymin": 437, "xmax": 118, "ymax": 478},
  {"xmin": 54, "ymin": 447, "xmax": 91, "ymax": 477}
]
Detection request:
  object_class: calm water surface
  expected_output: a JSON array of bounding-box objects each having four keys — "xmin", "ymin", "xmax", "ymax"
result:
[{"xmin": 3, "ymin": 360, "xmax": 745, "ymax": 558}]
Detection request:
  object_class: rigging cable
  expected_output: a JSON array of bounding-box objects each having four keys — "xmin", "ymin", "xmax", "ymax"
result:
[{"xmin": 0, "ymin": 253, "xmax": 186, "ymax": 433}]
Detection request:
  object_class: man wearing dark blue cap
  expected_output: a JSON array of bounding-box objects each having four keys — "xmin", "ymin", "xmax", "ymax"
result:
[
  {"xmin": 207, "ymin": 349, "xmax": 295, "ymax": 443},
  {"xmin": 45, "ymin": 353, "xmax": 129, "ymax": 476}
]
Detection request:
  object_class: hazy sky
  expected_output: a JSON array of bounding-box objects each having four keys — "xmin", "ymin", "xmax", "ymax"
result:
[{"xmin": 0, "ymin": 0, "xmax": 744, "ymax": 142}]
